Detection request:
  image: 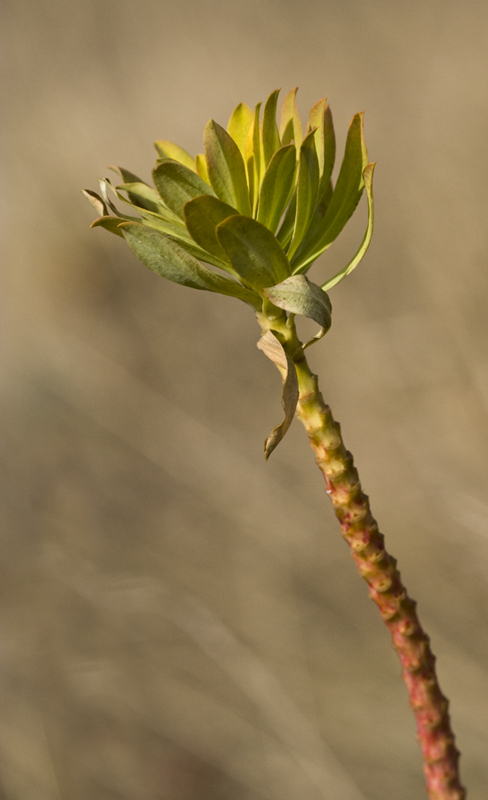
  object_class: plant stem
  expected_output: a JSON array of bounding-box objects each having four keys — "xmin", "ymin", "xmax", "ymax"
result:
[{"xmin": 262, "ymin": 314, "xmax": 466, "ymax": 800}]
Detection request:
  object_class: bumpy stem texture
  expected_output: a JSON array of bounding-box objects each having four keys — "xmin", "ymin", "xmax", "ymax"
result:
[{"xmin": 291, "ymin": 354, "xmax": 465, "ymax": 800}]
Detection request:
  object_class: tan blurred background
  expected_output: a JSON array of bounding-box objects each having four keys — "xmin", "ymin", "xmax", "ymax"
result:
[{"xmin": 2, "ymin": 0, "xmax": 488, "ymax": 798}]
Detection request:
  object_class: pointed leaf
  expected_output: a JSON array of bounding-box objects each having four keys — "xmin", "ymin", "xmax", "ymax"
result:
[
  {"xmin": 279, "ymin": 88, "xmax": 303, "ymax": 149},
  {"xmin": 195, "ymin": 154, "xmax": 210, "ymax": 184},
  {"xmin": 132, "ymin": 210, "xmax": 233, "ymax": 270},
  {"xmin": 109, "ymin": 165, "xmax": 146, "ymax": 185},
  {"xmin": 90, "ymin": 216, "xmax": 124, "ymax": 237},
  {"xmin": 183, "ymin": 195, "xmax": 238, "ymax": 264},
  {"xmin": 227, "ymin": 102, "xmax": 254, "ymax": 158},
  {"xmin": 153, "ymin": 159, "xmax": 216, "ymax": 219},
  {"xmin": 262, "ymin": 89, "xmax": 281, "ymax": 166},
  {"xmin": 216, "ymin": 215, "xmax": 291, "ymax": 290},
  {"xmin": 322, "ymin": 162, "xmax": 375, "ymax": 291},
  {"xmin": 82, "ymin": 189, "xmax": 108, "ymax": 217},
  {"xmin": 263, "ymin": 275, "xmax": 332, "ymax": 349},
  {"xmin": 204, "ymin": 120, "xmax": 252, "ymax": 216},
  {"xmin": 245, "ymin": 103, "xmax": 264, "ymax": 214},
  {"xmin": 309, "ymin": 99, "xmax": 336, "ymax": 196},
  {"xmin": 119, "ymin": 223, "xmax": 261, "ymax": 308},
  {"xmin": 116, "ymin": 182, "xmax": 167, "ymax": 214},
  {"xmin": 276, "ymin": 191, "xmax": 296, "ymax": 249},
  {"xmin": 287, "ymin": 130, "xmax": 320, "ymax": 259},
  {"xmin": 154, "ymin": 140, "xmax": 195, "ymax": 171},
  {"xmin": 257, "ymin": 144, "xmax": 297, "ymax": 233},
  {"xmin": 257, "ymin": 330, "xmax": 299, "ymax": 459},
  {"xmin": 291, "ymin": 112, "xmax": 369, "ymax": 272}
]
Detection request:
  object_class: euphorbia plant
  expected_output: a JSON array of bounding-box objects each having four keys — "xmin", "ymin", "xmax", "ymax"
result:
[{"xmin": 83, "ymin": 88, "xmax": 466, "ymax": 800}]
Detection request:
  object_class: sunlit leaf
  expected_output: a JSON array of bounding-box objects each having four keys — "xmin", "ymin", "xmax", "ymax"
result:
[
  {"xmin": 287, "ymin": 130, "xmax": 319, "ymax": 259},
  {"xmin": 309, "ymin": 99, "xmax": 335, "ymax": 197},
  {"xmin": 109, "ymin": 165, "xmax": 147, "ymax": 185},
  {"xmin": 245, "ymin": 103, "xmax": 263, "ymax": 215},
  {"xmin": 321, "ymin": 162, "xmax": 375, "ymax": 291},
  {"xmin": 204, "ymin": 120, "xmax": 252, "ymax": 216},
  {"xmin": 82, "ymin": 189, "xmax": 108, "ymax": 218},
  {"xmin": 216, "ymin": 215, "xmax": 291, "ymax": 290},
  {"xmin": 90, "ymin": 216, "xmax": 124, "ymax": 237},
  {"xmin": 290, "ymin": 112, "xmax": 369, "ymax": 272},
  {"xmin": 257, "ymin": 330, "xmax": 299, "ymax": 459},
  {"xmin": 116, "ymin": 182, "xmax": 167, "ymax": 215},
  {"xmin": 227, "ymin": 102, "xmax": 254, "ymax": 158},
  {"xmin": 153, "ymin": 159, "xmax": 216, "ymax": 219},
  {"xmin": 195, "ymin": 154, "xmax": 210, "ymax": 184},
  {"xmin": 263, "ymin": 274, "xmax": 332, "ymax": 349},
  {"xmin": 276, "ymin": 191, "xmax": 296, "ymax": 249},
  {"xmin": 154, "ymin": 140, "xmax": 195, "ymax": 171},
  {"xmin": 257, "ymin": 144, "xmax": 296, "ymax": 233},
  {"xmin": 279, "ymin": 88, "xmax": 303, "ymax": 149},
  {"xmin": 120, "ymin": 222, "xmax": 261, "ymax": 308},
  {"xmin": 262, "ymin": 89, "xmax": 281, "ymax": 166},
  {"xmin": 183, "ymin": 194, "xmax": 238, "ymax": 264}
]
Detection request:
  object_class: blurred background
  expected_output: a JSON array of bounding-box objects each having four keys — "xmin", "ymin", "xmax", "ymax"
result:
[{"xmin": 2, "ymin": 0, "xmax": 488, "ymax": 798}]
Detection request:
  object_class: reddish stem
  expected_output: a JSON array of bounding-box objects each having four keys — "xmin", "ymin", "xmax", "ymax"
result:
[{"xmin": 294, "ymin": 361, "xmax": 466, "ymax": 800}]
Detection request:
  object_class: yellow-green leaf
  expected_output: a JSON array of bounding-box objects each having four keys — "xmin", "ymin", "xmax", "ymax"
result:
[
  {"xmin": 216, "ymin": 215, "xmax": 291, "ymax": 290},
  {"xmin": 204, "ymin": 120, "xmax": 252, "ymax": 216},
  {"xmin": 309, "ymin": 99, "xmax": 336, "ymax": 197},
  {"xmin": 321, "ymin": 162, "xmax": 375, "ymax": 290},
  {"xmin": 287, "ymin": 130, "xmax": 319, "ymax": 259},
  {"xmin": 120, "ymin": 222, "xmax": 260, "ymax": 308},
  {"xmin": 90, "ymin": 216, "xmax": 124, "ymax": 237},
  {"xmin": 195, "ymin": 154, "xmax": 210, "ymax": 184},
  {"xmin": 227, "ymin": 102, "xmax": 254, "ymax": 158},
  {"xmin": 153, "ymin": 159, "xmax": 216, "ymax": 219},
  {"xmin": 257, "ymin": 144, "xmax": 296, "ymax": 233},
  {"xmin": 262, "ymin": 89, "xmax": 281, "ymax": 166},
  {"xmin": 154, "ymin": 140, "xmax": 195, "ymax": 171},
  {"xmin": 183, "ymin": 195, "xmax": 238, "ymax": 265},
  {"xmin": 279, "ymin": 88, "xmax": 303, "ymax": 149},
  {"xmin": 291, "ymin": 112, "xmax": 369, "ymax": 272}
]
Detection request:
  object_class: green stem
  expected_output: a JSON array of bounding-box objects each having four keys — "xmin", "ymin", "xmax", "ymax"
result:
[{"xmin": 261, "ymin": 314, "xmax": 466, "ymax": 800}]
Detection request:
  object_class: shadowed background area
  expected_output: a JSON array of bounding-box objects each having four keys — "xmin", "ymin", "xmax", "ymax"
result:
[{"xmin": 2, "ymin": 1, "xmax": 488, "ymax": 798}]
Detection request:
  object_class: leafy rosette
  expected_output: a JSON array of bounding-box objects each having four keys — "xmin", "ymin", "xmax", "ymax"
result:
[{"xmin": 83, "ymin": 88, "xmax": 375, "ymax": 327}]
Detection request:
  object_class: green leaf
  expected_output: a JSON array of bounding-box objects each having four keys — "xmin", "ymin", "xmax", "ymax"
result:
[
  {"xmin": 216, "ymin": 215, "xmax": 291, "ymax": 290},
  {"xmin": 90, "ymin": 216, "xmax": 124, "ymax": 237},
  {"xmin": 279, "ymin": 88, "xmax": 303, "ymax": 149},
  {"xmin": 290, "ymin": 112, "xmax": 369, "ymax": 272},
  {"xmin": 308, "ymin": 99, "xmax": 335, "ymax": 197},
  {"xmin": 116, "ymin": 182, "xmax": 168, "ymax": 215},
  {"xmin": 204, "ymin": 120, "xmax": 252, "ymax": 216},
  {"xmin": 263, "ymin": 275, "xmax": 332, "ymax": 349},
  {"xmin": 276, "ymin": 191, "xmax": 296, "ymax": 249},
  {"xmin": 322, "ymin": 162, "xmax": 375, "ymax": 291},
  {"xmin": 120, "ymin": 222, "xmax": 261, "ymax": 308},
  {"xmin": 109, "ymin": 165, "xmax": 146, "ymax": 185},
  {"xmin": 262, "ymin": 89, "xmax": 281, "ymax": 166},
  {"xmin": 153, "ymin": 159, "xmax": 216, "ymax": 219},
  {"xmin": 245, "ymin": 103, "xmax": 264, "ymax": 215},
  {"xmin": 131, "ymin": 211, "xmax": 232, "ymax": 270},
  {"xmin": 257, "ymin": 330, "xmax": 299, "ymax": 459},
  {"xmin": 227, "ymin": 102, "xmax": 254, "ymax": 158},
  {"xmin": 154, "ymin": 140, "xmax": 195, "ymax": 171},
  {"xmin": 195, "ymin": 154, "xmax": 210, "ymax": 184},
  {"xmin": 257, "ymin": 144, "xmax": 297, "ymax": 233},
  {"xmin": 287, "ymin": 130, "xmax": 320, "ymax": 259},
  {"xmin": 82, "ymin": 189, "xmax": 108, "ymax": 218},
  {"xmin": 98, "ymin": 178, "xmax": 140, "ymax": 220},
  {"xmin": 183, "ymin": 195, "xmax": 238, "ymax": 265}
]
